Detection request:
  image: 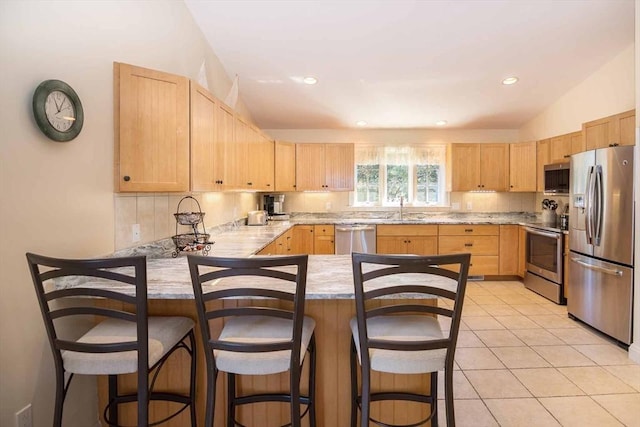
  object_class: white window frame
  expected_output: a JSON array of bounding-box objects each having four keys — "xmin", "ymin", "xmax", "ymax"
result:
[{"xmin": 353, "ymin": 145, "xmax": 448, "ymax": 207}]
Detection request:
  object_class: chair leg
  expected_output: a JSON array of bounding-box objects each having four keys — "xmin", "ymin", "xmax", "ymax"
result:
[
  {"xmin": 431, "ymin": 372, "xmax": 439, "ymax": 427},
  {"xmin": 308, "ymin": 334, "xmax": 317, "ymax": 427},
  {"xmin": 227, "ymin": 373, "xmax": 236, "ymax": 427},
  {"xmin": 444, "ymin": 368, "xmax": 455, "ymax": 427},
  {"xmin": 290, "ymin": 358, "xmax": 302, "ymax": 427},
  {"xmin": 349, "ymin": 340, "xmax": 358, "ymax": 427},
  {"xmin": 53, "ymin": 367, "xmax": 65, "ymax": 427},
  {"xmin": 188, "ymin": 331, "xmax": 197, "ymax": 427},
  {"xmin": 108, "ymin": 375, "xmax": 118, "ymax": 426},
  {"xmin": 205, "ymin": 367, "xmax": 218, "ymax": 427}
]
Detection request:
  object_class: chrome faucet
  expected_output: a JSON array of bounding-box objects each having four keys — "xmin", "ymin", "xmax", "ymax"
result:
[{"xmin": 399, "ymin": 196, "xmax": 404, "ymax": 222}]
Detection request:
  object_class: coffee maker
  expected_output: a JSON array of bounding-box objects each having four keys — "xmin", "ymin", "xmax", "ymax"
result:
[{"xmin": 262, "ymin": 194, "xmax": 288, "ymax": 219}]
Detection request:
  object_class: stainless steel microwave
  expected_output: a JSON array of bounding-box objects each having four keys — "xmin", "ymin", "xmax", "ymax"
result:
[{"xmin": 544, "ymin": 162, "xmax": 570, "ymax": 195}]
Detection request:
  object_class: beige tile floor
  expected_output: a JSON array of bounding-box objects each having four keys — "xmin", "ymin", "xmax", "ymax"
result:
[{"xmin": 435, "ymin": 280, "xmax": 640, "ymax": 427}]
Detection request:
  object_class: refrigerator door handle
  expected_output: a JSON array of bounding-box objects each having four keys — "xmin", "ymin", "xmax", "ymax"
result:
[
  {"xmin": 593, "ymin": 165, "xmax": 603, "ymax": 246},
  {"xmin": 570, "ymin": 257, "xmax": 623, "ymax": 276},
  {"xmin": 584, "ymin": 166, "xmax": 595, "ymax": 244}
]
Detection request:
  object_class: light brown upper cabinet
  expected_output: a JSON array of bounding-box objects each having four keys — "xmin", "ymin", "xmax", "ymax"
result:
[
  {"xmin": 583, "ymin": 109, "xmax": 635, "ymax": 150},
  {"xmin": 536, "ymin": 139, "xmax": 551, "ymax": 192},
  {"xmin": 229, "ymin": 116, "xmax": 250, "ymax": 189},
  {"xmin": 115, "ymin": 62, "xmax": 190, "ymax": 192},
  {"xmin": 296, "ymin": 143, "xmax": 354, "ymax": 191},
  {"xmin": 190, "ymin": 81, "xmax": 233, "ymax": 192},
  {"xmin": 451, "ymin": 143, "xmax": 509, "ymax": 192},
  {"xmin": 246, "ymin": 124, "xmax": 274, "ymax": 191},
  {"xmin": 570, "ymin": 131, "xmax": 585, "ymax": 154},
  {"xmin": 509, "ymin": 142, "xmax": 537, "ymax": 192},
  {"xmin": 274, "ymin": 141, "xmax": 297, "ymax": 191},
  {"xmin": 549, "ymin": 131, "xmax": 583, "ymax": 164}
]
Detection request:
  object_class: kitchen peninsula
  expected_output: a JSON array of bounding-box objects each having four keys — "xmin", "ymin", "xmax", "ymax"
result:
[{"xmin": 62, "ymin": 212, "xmax": 538, "ymax": 426}]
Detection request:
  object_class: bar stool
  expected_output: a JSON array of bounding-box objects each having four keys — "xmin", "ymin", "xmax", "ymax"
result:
[
  {"xmin": 26, "ymin": 253, "xmax": 197, "ymax": 427},
  {"xmin": 349, "ymin": 252, "xmax": 471, "ymax": 427},
  {"xmin": 187, "ymin": 254, "xmax": 316, "ymax": 427}
]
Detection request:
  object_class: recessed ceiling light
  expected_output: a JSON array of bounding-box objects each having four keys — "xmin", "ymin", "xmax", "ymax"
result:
[
  {"xmin": 303, "ymin": 76, "xmax": 318, "ymax": 85},
  {"xmin": 502, "ymin": 76, "xmax": 519, "ymax": 85},
  {"xmin": 356, "ymin": 120, "xmax": 367, "ymax": 126},
  {"xmin": 435, "ymin": 120, "xmax": 448, "ymax": 126}
]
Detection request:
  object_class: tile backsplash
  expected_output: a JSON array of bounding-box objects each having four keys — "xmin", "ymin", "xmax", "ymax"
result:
[
  {"xmin": 114, "ymin": 192, "xmax": 259, "ymax": 250},
  {"xmin": 115, "ymin": 191, "xmax": 560, "ymax": 250}
]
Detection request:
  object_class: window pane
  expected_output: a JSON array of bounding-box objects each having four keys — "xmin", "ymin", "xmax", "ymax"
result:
[
  {"xmin": 386, "ymin": 164, "xmax": 408, "ymax": 202},
  {"xmin": 416, "ymin": 164, "xmax": 440, "ymax": 204},
  {"xmin": 356, "ymin": 164, "xmax": 380, "ymax": 203}
]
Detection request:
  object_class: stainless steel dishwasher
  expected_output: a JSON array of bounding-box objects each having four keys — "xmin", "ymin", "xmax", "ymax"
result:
[{"xmin": 335, "ymin": 224, "xmax": 376, "ymax": 254}]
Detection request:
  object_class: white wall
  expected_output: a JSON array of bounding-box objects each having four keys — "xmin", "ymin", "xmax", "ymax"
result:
[
  {"xmin": 0, "ymin": 1, "xmax": 248, "ymax": 425},
  {"xmin": 520, "ymin": 44, "xmax": 635, "ymax": 141}
]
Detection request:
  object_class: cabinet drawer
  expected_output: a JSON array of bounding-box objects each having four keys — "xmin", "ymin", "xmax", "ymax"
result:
[
  {"xmin": 438, "ymin": 236, "xmax": 499, "ymax": 255},
  {"xmin": 443, "ymin": 255, "xmax": 499, "ymax": 276},
  {"xmin": 313, "ymin": 225, "xmax": 334, "ymax": 236},
  {"xmin": 377, "ymin": 225, "xmax": 438, "ymax": 236},
  {"xmin": 438, "ymin": 225, "xmax": 499, "ymax": 236}
]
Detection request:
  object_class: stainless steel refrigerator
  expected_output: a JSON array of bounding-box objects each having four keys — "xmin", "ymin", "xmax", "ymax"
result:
[{"xmin": 568, "ymin": 145, "xmax": 634, "ymax": 345}]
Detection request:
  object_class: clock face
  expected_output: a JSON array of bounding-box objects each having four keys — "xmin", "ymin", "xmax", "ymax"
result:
[
  {"xmin": 45, "ymin": 90, "xmax": 76, "ymax": 132},
  {"xmin": 32, "ymin": 79, "xmax": 84, "ymax": 142}
]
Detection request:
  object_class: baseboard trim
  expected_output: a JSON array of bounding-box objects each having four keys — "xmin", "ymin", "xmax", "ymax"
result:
[{"xmin": 629, "ymin": 343, "xmax": 640, "ymax": 364}]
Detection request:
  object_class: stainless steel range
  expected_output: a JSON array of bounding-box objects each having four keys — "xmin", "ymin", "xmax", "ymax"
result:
[{"xmin": 523, "ymin": 224, "xmax": 565, "ymax": 304}]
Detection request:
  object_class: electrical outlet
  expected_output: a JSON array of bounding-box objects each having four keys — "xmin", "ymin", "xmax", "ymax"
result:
[
  {"xmin": 451, "ymin": 202, "xmax": 460, "ymax": 210},
  {"xmin": 466, "ymin": 202, "xmax": 473, "ymax": 210},
  {"xmin": 16, "ymin": 404, "xmax": 32, "ymax": 427},
  {"xmin": 325, "ymin": 202, "xmax": 332, "ymax": 211},
  {"xmin": 132, "ymin": 224, "xmax": 141, "ymax": 242}
]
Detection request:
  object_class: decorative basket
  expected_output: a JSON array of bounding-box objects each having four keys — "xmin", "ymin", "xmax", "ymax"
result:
[
  {"xmin": 171, "ymin": 196, "xmax": 214, "ymax": 257},
  {"xmin": 174, "ymin": 211, "xmax": 205, "ymax": 225},
  {"xmin": 172, "ymin": 233, "xmax": 211, "ymax": 247}
]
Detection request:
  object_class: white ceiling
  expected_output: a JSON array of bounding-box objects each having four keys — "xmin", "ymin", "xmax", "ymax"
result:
[{"xmin": 185, "ymin": 0, "xmax": 634, "ymax": 130}]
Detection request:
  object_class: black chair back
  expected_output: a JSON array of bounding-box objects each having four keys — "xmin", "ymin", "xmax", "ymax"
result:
[{"xmin": 351, "ymin": 252, "xmax": 470, "ymax": 369}]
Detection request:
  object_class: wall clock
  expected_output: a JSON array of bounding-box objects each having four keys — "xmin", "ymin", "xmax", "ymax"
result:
[{"xmin": 32, "ymin": 79, "xmax": 84, "ymax": 142}]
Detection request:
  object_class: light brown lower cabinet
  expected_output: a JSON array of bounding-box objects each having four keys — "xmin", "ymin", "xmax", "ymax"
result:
[
  {"xmin": 313, "ymin": 225, "xmax": 335, "ymax": 254},
  {"xmin": 97, "ymin": 298, "xmax": 435, "ymax": 427},
  {"xmin": 438, "ymin": 225, "xmax": 499, "ymax": 276},
  {"xmin": 291, "ymin": 225, "xmax": 314, "ymax": 254},
  {"xmin": 499, "ymin": 225, "xmax": 519, "ymax": 275},
  {"xmin": 376, "ymin": 225, "xmax": 438, "ymax": 255},
  {"xmin": 518, "ymin": 226, "xmax": 527, "ymax": 277}
]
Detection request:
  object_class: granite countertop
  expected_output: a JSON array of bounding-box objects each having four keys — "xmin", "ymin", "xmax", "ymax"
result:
[
  {"xmin": 69, "ymin": 211, "xmax": 541, "ymax": 300},
  {"xmin": 289, "ymin": 211, "xmax": 538, "ymax": 225},
  {"xmin": 56, "ymin": 254, "xmax": 455, "ymax": 300}
]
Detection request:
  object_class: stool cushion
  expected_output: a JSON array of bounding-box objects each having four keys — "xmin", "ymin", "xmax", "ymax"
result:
[
  {"xmin": 215, "ymin": 315, "xmax": 316, "ymax": 375},
  {"xmin": 350, "ymin": 315, "xmax": 446, "ymax": 374},
  {"xmin": 62, "ymin": 316, "xmax": 194, "ymax": 375}
]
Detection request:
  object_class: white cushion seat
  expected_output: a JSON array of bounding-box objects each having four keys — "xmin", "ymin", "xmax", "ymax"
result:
[
  {"xmin": 350, "ymin": 314, "xmax": 446, "ymax": 374},
  {"xmin": 215, "ymin": 315, "xmax": 316, "ymax": 375},
  {"xmin": 62, "ymin": 316, "xmax": 195, "ymax": 375}
]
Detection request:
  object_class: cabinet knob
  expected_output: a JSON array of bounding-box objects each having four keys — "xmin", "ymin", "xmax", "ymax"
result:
[
  {"xmin": 510, "ymin": 185, "xmax": 514, "ymax": 188},
  {"xmin": 464, "ymin": 243, "xmax": 473, "ymax": 247},
  {"xmin": 477, "ymin": 184, "xmax": 481, "ymax": 188},
  {"xmin": 266, "ymin": 184, "xmax": 271, "ymax": 187},
  {"xmin": 123, "ymin": 176, "xmax": 131, "ymax": 182},
  {"xmin": 247, "ymin": 182, "xmax": 253, "ymax": 186},
  {"xmin": 481, "ymin": 185, "xmax": 485, "ymax": 188},
  {"xmin": 609, "ymin": 143, "xmax": 619, "ymax": 147}
]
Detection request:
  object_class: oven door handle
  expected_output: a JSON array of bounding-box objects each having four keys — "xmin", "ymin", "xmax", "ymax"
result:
[
  {"xmin": 524, "ymin": 227, "xmax": 562, "ymax": 240},
  {"xmin": 570, "ymin": 257, "xmax": 623, "ymax": 276}
]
